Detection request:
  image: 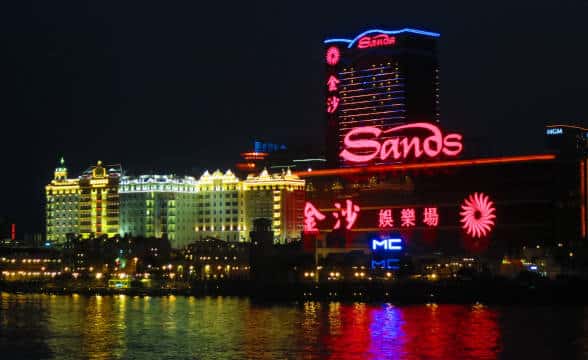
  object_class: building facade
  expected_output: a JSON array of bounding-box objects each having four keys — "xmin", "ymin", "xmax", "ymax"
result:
[
  {"xmin": 119, "ymin": 175, "xmax": 198, "ymax": 248},
  {"xmin": 324, "ymin": 28, "xmax": 441, "ymax": 167},
  {"xmin": 243, "ymin": 169, "xmax": 305, "ymax": 244},
  {"xmin": 45, "ymin": 158, "xmax": 80, "ymax": 245},
  {"xmin": 78, "ymin": 161, "xmax": 121, "ymax": 239},
  {"xmin": 193, "ymin": 170, "xmax": 245, "ymax": 243},
  {"xmin": 46, "ymin": 161, "xmax": 305, "ymax": 247}
]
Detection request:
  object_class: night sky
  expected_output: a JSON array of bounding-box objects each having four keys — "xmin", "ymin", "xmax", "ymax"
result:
[{"xmin": 2, "ymin": 1, "xmax": 588, "ymax": 235}]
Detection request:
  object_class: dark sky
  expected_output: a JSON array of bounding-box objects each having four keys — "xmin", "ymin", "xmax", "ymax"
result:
[{"xmin": 2, "ymin": 1, "xmax": 588, "ymax": 235}]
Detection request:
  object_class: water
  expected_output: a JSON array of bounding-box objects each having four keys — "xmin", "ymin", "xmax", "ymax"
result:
[{"xmin": 1, "ymin": 292, "xmax": 587, "ymax": 359}]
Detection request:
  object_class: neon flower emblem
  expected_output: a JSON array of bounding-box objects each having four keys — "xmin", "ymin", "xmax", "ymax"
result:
[
  {"xmin": 326, "ymin": 46, "xmax": 340, "ymax": 66},
  {"xmin": 460, "ymin": 193, "xmax": 496, "ymax": 238}
]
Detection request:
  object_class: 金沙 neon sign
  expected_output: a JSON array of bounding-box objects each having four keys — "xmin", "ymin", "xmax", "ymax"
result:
[
  {"xmin": 340, "ymin": 122, "xmax": 463, "ymax": 163},
  {"xmin": 304, "ymin": 200, "xmax": 360, "ymax": 233},
  {"xmin": 357, "ymin": 34, "xmax": 396, "ymax": 49}
]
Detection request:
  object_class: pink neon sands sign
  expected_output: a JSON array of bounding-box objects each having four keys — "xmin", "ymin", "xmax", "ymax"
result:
[
  {"xmin": 339, "ymin": 123, "xmax": 463, "ymax": 163},
  {"xmin": 357, "ymin": 34, "xmax": 396, "ymax": 49},
  {"xmin": 460, "ymin": 193, "xmax": 496, "ymax": 238},
  {"xmin": 326, "ymin": 46, "xmax": 340, "ymax": 66}
]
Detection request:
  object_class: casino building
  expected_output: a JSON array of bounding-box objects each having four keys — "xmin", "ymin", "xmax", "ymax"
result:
[
  {"xmin": 304, "ymin": 28, "xmax": 588, "ymax": 276},
  {"xmin": 324, "ymin": 28, "xmax": 440, "ymax": 167}
]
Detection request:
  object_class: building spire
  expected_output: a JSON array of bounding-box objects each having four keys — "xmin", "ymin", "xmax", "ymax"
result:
[{"xmin": 54, "ymin": 156, "xmax": 68, "ymax": 181}]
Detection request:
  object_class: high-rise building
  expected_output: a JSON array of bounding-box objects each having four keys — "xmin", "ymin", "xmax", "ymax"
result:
[
  {"xmin": 243, "ymin": 169, "xmax": 305, "ymax": 243},
  {"xmin": 45, "ymin": 158, "xmax": 80, "ymax": 245},
  {"xmin": 119, "ymin": 175, "xmax": 198, "ymax": 248},
  {"xmin": 78, "ymin": 161, "xmax": 121, "ymax": 239},
  {"xmin": 324, "ymin": 28, "xmax": 441, "ymax": 167}
]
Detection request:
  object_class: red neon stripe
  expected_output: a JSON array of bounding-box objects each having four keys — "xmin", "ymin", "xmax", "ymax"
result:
[{"xmin": 295, "ymin": 154, "xmax": 557, "ymax": 177}]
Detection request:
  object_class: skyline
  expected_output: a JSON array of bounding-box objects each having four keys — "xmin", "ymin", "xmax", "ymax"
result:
[{"xmin": 3, "ymin": 1, "xmax": 588, "ymax": 235}]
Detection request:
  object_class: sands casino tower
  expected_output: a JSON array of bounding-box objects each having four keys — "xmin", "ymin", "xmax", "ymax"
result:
[{"xmin": 324, "ymin": 28, "xmax": 440, "ymax": 167}]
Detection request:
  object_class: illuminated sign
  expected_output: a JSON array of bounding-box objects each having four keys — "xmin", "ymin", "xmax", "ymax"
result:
[
  {"xmin": 372, "ymin": 237, "xmax": 402, "ymax": 270},
  {"xmin": 303, "ymin": 202, "xmax": 325, "ymax": 234},
  {"xmin": 357, "ymin": 34, "xmax": 396, "ymax": 49},
  {"xmin": 304, "ymin": 200, "xmax": 361, "ymax": 233},
  {"xmin": 460, "ymin": 193, "xmax": 496, "ymax": 238},
  {"xmin": 340, "ymin": 123, "xmax": 463, "ymax": 163},
  {"xmin": 326, "ymin": 46, "xmax": 340, "ymax": 66},
  {"xmin": 326, "ymin": 75, "xmax": 340, "ymax": 92},
  {"xmin": 332, "ymin": 199, "xmax": 360, "ymax": 230},
  {"xmin": 326, "ymin": 96, "xmax": 340, "ymax": 113},
  {"xmin": 546, "ymin": 128, "xmax": 563, "ymax": 135},
  {"xmin": 372, "ymin": 238, "xmax": 402, "ymax": 251},
  {"xmin": 306, "ymin": 193, "xmax": 496, "ymax": 240},
  {"xmin": 371, "ymin": 259, "xmax": 400, "ymax": 270}
]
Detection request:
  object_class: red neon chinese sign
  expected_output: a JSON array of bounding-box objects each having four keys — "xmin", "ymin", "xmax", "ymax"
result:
[
  {"xmin": 327, "ymin": 96, "xmax": 340, "ymax": 113},
  {"xmin": 327, "ymin": 75, "xmax": 340, "ymax": 92},
  {"xmin": 400, "ymin": 208, "xmax": 416, "ymax": 227},
  {"xmin": 340, "ymin": 123, "xmax": 463, "ymax": 164},
  {"xmin": 305, "ymin": 200, "xmax": 361, "ymax": 232},
  {"xmin": 332, "ymin": 200, "xmax": 360, "ymax": 230},
  {"xmin": 378, "ymin": 209, "xmax": 394, "ymax": 229},
  {"xmin": 304, "ymin": 202, "xmax": 325, "ymax": 234},
  {"xmin": 460, "ymin": 193, "xmax": 496, "ymax": 238},
  {"xmin": 423, "ymin": 207, "xmax": 439, "ymax": 227},
  {"xmin": 357, "ymin": 34, "xmax": 396, "ymax": 49}
]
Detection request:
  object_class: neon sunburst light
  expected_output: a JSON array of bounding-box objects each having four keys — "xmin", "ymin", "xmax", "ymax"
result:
[{"xmin": 460, "ymin": 193, "xmax": 496, "ymax": 238}]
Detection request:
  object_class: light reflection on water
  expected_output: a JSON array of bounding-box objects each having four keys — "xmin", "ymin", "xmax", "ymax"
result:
[{"xmin": 0, "ymin": 292, "xmax": 587, "ymax": 359}]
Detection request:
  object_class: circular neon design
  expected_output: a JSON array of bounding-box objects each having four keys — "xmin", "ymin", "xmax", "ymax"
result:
[
  {"xmin": 460, "ymin": 192, "xmax": 496, "ymax": 238},
  {"xmin": 326, "ymin": 46, "xmax": 340, "ymax": 66}
]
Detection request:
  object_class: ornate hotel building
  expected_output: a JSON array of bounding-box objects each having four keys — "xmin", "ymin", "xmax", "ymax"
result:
[
  {"xmin": 47, "ymin": 161, "xmax": 305, "ymax": 247},
  {"xmin": 45, "ymin": 160, "xmax": 121, "ymax": 245},
  {"xmin": 194, "ymin": 170, "xmax": 245, "ymax": 243},
  {"xmin": 119, "ymin": 175, "xmax": 199, "ymax": 248},
  {"xmin": 243, "ymin": 169, "xmax": 305, "ymax": 243},
  {"xmin": 119, "ymin": 169, "xmax": 305, "ymax": 247},
  {"xmin": 78, "ymin": 161, "xmax": 121, "ymax": 239},
  {"xmin": 45, "ymin": 158, "xmax": 80, "ymax": 244}
]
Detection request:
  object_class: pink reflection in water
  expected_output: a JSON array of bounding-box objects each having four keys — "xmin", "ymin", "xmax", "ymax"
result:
[{"xmin": 320, "ymin": 303, "xmax": 500, "ymax": 360}]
